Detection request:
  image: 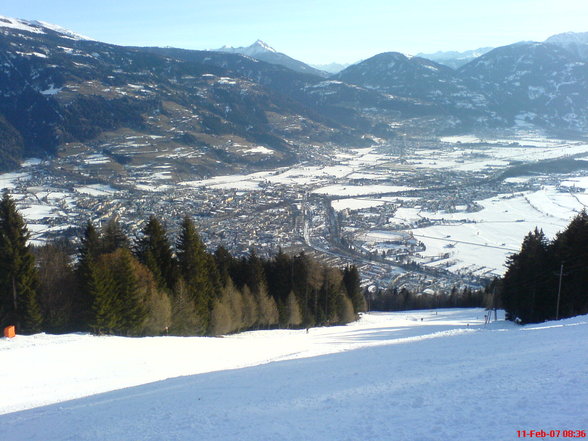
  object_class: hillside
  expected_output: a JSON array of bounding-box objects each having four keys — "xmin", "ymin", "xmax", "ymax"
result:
[
  {"xmin": 2, "ymin": 16, "xmax": 588, "ymax": 173},
  {"xmin": 459, "ymin": 42, "xmax": 588, "ymax": 132},
  {"xmin": 1, "ymin": 309, "xmax": 586, "ymax": 440},
  {"xmin": 0, "ymin": 16, "xmax": 370, "ymax": 173},
  {"xmin": 214, "ymin": 39, "xmax": 329, "ymax": 77}
]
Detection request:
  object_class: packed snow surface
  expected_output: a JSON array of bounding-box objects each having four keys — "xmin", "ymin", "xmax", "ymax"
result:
[{"xmin": 1, "ymin": 309, "xmax": 586, "ymax": 441}]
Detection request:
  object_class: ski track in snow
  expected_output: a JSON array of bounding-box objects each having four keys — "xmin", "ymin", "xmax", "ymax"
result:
[{"xmin": 0, "ymin": 309, "xmax": 587, "ymax": 441}]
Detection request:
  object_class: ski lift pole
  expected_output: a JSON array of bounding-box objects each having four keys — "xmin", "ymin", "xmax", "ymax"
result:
[{"xmin": 556, "ymin": 263, "xmax": 563, "ymax": 320}]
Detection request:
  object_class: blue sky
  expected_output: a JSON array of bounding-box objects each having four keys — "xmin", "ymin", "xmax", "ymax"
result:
[{"xmin": 2, "ymin": 0, "xmax": 587, "ymax": 64}]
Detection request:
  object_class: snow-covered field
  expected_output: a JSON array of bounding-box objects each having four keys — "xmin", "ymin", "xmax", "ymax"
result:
[
  {"xmin": 2, "ymin": 132, "xmax": 588, "ymax": 281},
  {"xmin": 407, "ymin": 188, "xmax": 584, "ymax": 275},
  {"xmin": 1, "ymin": 309, "xmax": 586, "ymax": 441}
]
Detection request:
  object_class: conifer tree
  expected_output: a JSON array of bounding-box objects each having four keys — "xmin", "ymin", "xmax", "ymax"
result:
[
  {"xmin": 100, "ymin": 217, "xmax": 129, "ymax": 254},
  {"xmin": 502, "ymin": 228, "xmax": 551, "ymax": 323},
  {"xmin": 88, "ymin": 258, "xmax": 117, "ymax": 334},
  {"xmin": 255, "ymin": 281, "xmax": 279, "ymax": 328},
  {"xmin": 74, "ymin": 221, "xmax": 101, "ymax": 328},
  {"xmin": 0, "ymin": 192, "xmax": 42, "ymax": 333},
  {"xmin": 336, "ymin": 293, "xmax": 356, "ymax": 324},
  {"xmin": 133, "ymin": 260, "xmax": 171, "ymax": 336},
  {"xmin": 214, "ymin": 245, "xmax": 234, "ymax": 286},
  {"xmin": 112, "ymin": 249, "xmax": 147, "ymax": 335},
  {"xmin": 552, "ymin": 210, "xmax": 588, "ymax": 317},
  {"xmin": 176, "ymin": 216, "xmax": 214, "ymax": 333},
  {"xmin": 266, "ymin": 249, "xmax": 292, "ymax": 302},
  {"xmin": 170, "ymin": 279, "xmax": 203, "ymax": 335},
  {"xmin": 240, "ymin": 284, "xmax": 257, "ymax": 329},
  {"xmin": 34, "ymin": 240, "xmax": 77, "ymax": 333},
  {"xmin": 285, "ymin": 290, "xmax": 302, "ymax": 328},
  {"xmin": 135, "ymin": 216, "xmax": 177, "ymax": 291},
  {"xmin": 343, "ymin": 265, "xmax": 367, "ymax": 313},
  {"xmin": 320, "ymin": 267, "xmax": 343, "ymax": 324},
  {"xmin": 210, "ymin": 298, "xmax": 232, "ymax": 336}
]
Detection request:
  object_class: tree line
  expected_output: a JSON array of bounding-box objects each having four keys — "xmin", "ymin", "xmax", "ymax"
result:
[
  {"xmin": 0, "ymin": 192, "xmax": 366, "ymax": 336},
  {"xmin": 367, "ymin": 285, "xmax": 487, "ymax": 312},
  {"xmin": 501, "ymin": 211, "xmax": 588, "ymax": 324}
]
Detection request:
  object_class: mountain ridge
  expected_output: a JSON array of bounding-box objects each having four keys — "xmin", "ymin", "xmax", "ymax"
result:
[
  {"xmin": 1, "ymin": 16, "xmax": 588, "ymax": 173},
  {"xmin": 215, "ymin": 40, "xmax": 329, "ymax": 77}
]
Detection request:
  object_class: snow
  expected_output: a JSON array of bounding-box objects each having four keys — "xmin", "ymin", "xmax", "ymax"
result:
[
  {"xmin": 402, "ymin": 188, "xmax": 582, "ymax": 275},
  {"xmin": 332, "ymin": 198, "xmax": 386, "ymax": 211},
  {"xmin": 312, "ymin": 184, "xmax": 413, "ymax": 197},
  {"xmin": 20, "ymin": 204, "xmax": 59, "ymax": 220},
  {"xmin": 0, "ymin": 16, "xmax": 44, "ymax": 34},
  {"xmin": 21, "ymin": 158, "xmax": 42, "ymax": 167},
  {"xmin": 0, "ymin": 309, "xmax": 586, "ymax": 441},
  {"xmin": 40, "ymin": 85, "xmax": 62, "ymax": 95},
  {"xmin": 31, "ymin": 20, "xmax": 93, "ymax": 40},
  {"xmin": 0, "ymin": 16, "xmax": 92, "ymax": 40},
  {"xmin": 243, "ymin": 146, "xmax": 274, "ymax": 155},
  {"xmin": 0, "ymin": 172, "xmax": 31, "ymax": 190},
  {"xmin": 180, "ymin": 174, "xmax": 262, "ymax": 190},
  {"xmin": 83, "ymin": 154, "xmax": 110, "ymax": 165},
  {"xmin": 74, "ymin": 184, "xmax": 118, "ymax": 196},
  {"xmin": 562, "ymin": 176, "xmax": 588, "ymax": 190},
  {"xmin": 217, "ymin": 40, "xmax": 278, "ymax": 56}
]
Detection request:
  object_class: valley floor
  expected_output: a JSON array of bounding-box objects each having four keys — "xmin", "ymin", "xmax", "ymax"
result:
[{"xmin": 1, "ymin": 309, "xmax": 586, "ymax": 440}]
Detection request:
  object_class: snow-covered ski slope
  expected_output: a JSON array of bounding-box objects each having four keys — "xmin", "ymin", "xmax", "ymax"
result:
[{"xmin": 1, "ymin": 309, "xmax": 586, "ymax": 441}]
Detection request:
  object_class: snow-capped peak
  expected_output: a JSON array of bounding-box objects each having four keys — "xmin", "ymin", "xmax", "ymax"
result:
[
  {"xmin": 251, "ymin": 40, "xmax": 277, "ymax": 53},
  {"xmin": 30, "ymin": 20, "xmax": 94, "ymax": 41},
  {"xmin": 0, "ymin": 15, "xmax": 44, "ymax": 34},
  {"xmin": 0, "ymin": 15, "xmax": 92, "ymax": 40},
  {"xmin": 546, "ymin": 31, "xmax": 588, "ymax": 45},
  {"xmin": 215, "ymin": 40, "xmax": 278, "ymax": 56}
]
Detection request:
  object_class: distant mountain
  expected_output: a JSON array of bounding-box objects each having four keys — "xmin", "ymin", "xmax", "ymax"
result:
[
  {"xmin": 0, "ymin": 17, "xmax": 370, "ymax": 172},
  {"xmin": 334, "ymin": 52, "xmax": 491, "ymax": 122},
  {"xmin": 545, "ymin": 31, "xmax": 588, "ymax": 60},
  {"xmin": 459, "ymin": 42, "xmax": 588, "ymax": 131},
  {"xmin": 417, "ymin": 47, "xmax": 494, "ymax": 69},
  {"xmin": 1, "ymin": 15, "xmax": 588, "ymax": 172},
  {"xmin": 310, "ymin": 62, "xmax": 351, "ymax": 74},
  {"xmin": 215, "ymin": 40, "xmax": 329, "ymax": 77}
]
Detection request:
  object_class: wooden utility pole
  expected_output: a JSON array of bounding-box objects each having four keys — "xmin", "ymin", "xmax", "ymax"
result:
[
  {"xmin": 493, "ymin": 285, "xmax": 498, "ymax": 322},
  {"xmin": 556, "ymin": 263, "xmax": 564, "ymax": 320}
]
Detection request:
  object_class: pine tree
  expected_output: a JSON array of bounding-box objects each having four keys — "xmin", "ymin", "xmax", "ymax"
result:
[
  {"xmin": 319, "ymin": 267, "xmax": 343, "ymax": 324},
  {"xmin": 343, "ymin": 265, "xmax": 366, "ymax": 313},
  {"xmin": 0, "ymin": 191, "xmax": 42, "ymax": 333},
  {"xmin": 244, "ymin": 249, "xmax": 265, "ymax": 295},
  {"xmin": 135, "ymin": 216, "xmax": 177, "ymax": 291},
  {"xmin": 265, "ymin": 249, "xmax": 293, "ymax": 325},
  {"xmin": 552, "ymin": 210, "xmax": 588, "ymax": 317},
  {"xmin": 336, "ymin": 293, "xmax": 356, "ymax": 324},
  {"xmin": 169, "ymin": 279, "xmax": 202, "ymax": 335},
  {"xmin": 133, "ymin": 259, "xmax": 172, "ymax": 336},
  {"xmin": 502, "ymin": 228, "xmax": 552, "ymax": 323},
  {"xmin": 266, "ymin": 248, "xmax": 292, "ymax": 302},
  {"xmin": 285, "ymin": 290, "xmax": 302, "ymax": 328},
  {"xmin": 34, "ymin": 239, "xmax": 77, "ymax": 333},
  {"xmin": 112, "ymin": 249, "xmax": 147, "ymax": 335},
  {"xmin": 88, "ymin": 258, "xmax": 117, "ymax": 334},
  {"xmin": 255, "ymin": 281, "xmax": 279, "ymax": 328},
  {"xmin": 74, "ymin": 221, "xmax": 101, "ymax": 329},
  {"xmin": 100, "ymin": 217, "xmax": 129, "ymax": 254},
  {"xmin": 176, "ymin": 216, "xmax": 214, "ymax": 334},
  {"xmin": 214, "ymin": 245, "xmax": 234, "ymax": 286}
]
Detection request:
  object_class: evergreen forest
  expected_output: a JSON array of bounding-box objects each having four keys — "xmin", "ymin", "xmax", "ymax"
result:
[
  {"xmin": 501, "ymin": 211, "xmax": 588, "ymax": 324},
  {"xmin": 365, "ymin": 212, "xmax": 588, "ymax": 325},
  {"xmin": 367, "ymin": 285, "xmax": 488, "ymax": 312},
  {"xmin": 0, "ymin": 192, "xmax": 366, "ymax": 336}
]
